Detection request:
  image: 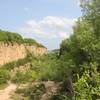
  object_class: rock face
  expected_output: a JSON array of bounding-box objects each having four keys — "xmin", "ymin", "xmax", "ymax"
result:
[
  {"xmin": 0, "ymin": 43, "xmax": 47, "ymax": 66},
  {"xmin": 25, "ymin": 45, "xmax": 47, "ymax": 56},
  {"xmin": 0, "ymin": 43, "xmax": 26, "ymax": 66}
]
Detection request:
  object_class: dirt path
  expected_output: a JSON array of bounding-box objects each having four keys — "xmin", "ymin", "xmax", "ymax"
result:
[{"xmin": 0, "ymin": 84, "xmax": 17, "ymax": 100}]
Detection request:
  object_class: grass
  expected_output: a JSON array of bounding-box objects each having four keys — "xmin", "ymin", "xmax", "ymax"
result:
[
  {"xmin": 0, "ymin": 83, "xmax": 8, "ymax": 90},
  {"xmin": 11, "ymin": 93, "xmax": 29, "ymax": 100}
]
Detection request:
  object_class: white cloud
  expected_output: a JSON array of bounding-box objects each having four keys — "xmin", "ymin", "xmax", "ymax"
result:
[
  {"xmin": 75, "ymin": 0, "xmax": 80, "ymax": 6},
  {"xmin": 19, "ymin": 16, "xmax": 77, "ymax": 39}
]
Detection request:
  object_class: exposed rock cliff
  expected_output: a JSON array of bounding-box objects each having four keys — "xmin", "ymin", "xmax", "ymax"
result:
[
  {"xmin": 25, "ymin": 45, "xmax": 47, "ymax": 56},
  {"xmin": 0, "ymin": 42, "xmax": 47, "ymax": 66}
]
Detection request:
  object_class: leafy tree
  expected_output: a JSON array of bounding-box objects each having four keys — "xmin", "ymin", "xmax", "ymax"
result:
[{"xmin": 80, "ymin": 0, "xmax": 100, "ymax": 36}]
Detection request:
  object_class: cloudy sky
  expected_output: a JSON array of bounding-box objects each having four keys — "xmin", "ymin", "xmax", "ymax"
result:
[{"xmin": 0, "ymin": 0, "xmax": 81, "ymax": 50}]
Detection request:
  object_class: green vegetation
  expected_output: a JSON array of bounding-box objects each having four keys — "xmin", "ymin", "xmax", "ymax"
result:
[
  {"xmin": 0, "ymin": 83, "xmax": 8, "ymax": 90},
  {"xmin": 0, "ymin": 0, "xmax": 100, "ymax": 99},
  {"xmin": 0, "ymin": 52, "xmax": 35, "ymax": 84},
  {"xmin": 0, "ymin": 69, "xmax": 10, "ymax": 84},
  {"xmin": 12, "ymin": 83, "xmax": 46, "ymax": 100},
  {"xmin": 0, "ymin": 30, "xmax": 45, "ymax": 47},
  {"xmin": 23, "ymin": 38, "xmax": 45, "ymax": 47},
  {"xmin": 0, "ymin": 30, "xmax": 23, "ymax": 44},
  {"xmin": 20, "ymin": 0, "xmax": 99, "ymax": 99},
  {"xmin": 48, "ymin": 0, "xmax": 100, "ymax": 99},
  {"xmin": 11, "ymin": 71, "xmax": 33, "ymax": 83},
  {"xmin": 20, "ymin": 83, "xmax": 45, "ymax": 100},
  {"xmin": 1, "ymin": 52, "xmax": 33, "ymax": 71}
]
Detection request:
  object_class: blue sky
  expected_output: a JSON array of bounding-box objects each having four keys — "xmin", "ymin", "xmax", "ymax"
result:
[{"xmin": 0, "ymin": 0, "xmax": 81, "ymax": 50}]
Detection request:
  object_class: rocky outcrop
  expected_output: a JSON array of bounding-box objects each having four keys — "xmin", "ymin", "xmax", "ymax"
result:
[
  {"xmin": 25, "ymin": 45, "xmax": 47, "ymax": 56},
  {"xmin": 0, "ymin": 43, "xmax": 26, "ymax": 66},
  {"xmin": 0, "ymin": 43, "xmax": 47, "ymax": 66}
]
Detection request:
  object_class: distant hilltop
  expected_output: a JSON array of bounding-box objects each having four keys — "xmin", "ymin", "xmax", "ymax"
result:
[{"xmin": 0, "ymin": 30, "xmax": 47, "ymax": 66}]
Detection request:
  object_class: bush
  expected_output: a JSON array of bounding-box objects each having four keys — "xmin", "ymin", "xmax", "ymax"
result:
[
  {"xmin": 0, "ymin": 69, "xmax": 10, "ymax": 84},
  {"xmin": 0, "ymin": 30, "xmax": 45, "ymax": 48},
  {"xmin": 16, "ymin": 83, "xmax": 46, "ymax": 100},
  {"xmin": 23, "ymin": 38, "xmax": 45, "ymax": 48},
  {"xmin": 31, "ymin": 71, "xmax": 39, "ymax": 81},
  {"xmin": 0, "ymin": 30, "xmax": 23, "ymax": 44},
  {"xmin": 11, "ymin": 71, "xmax": 33, "ymax": 83}
]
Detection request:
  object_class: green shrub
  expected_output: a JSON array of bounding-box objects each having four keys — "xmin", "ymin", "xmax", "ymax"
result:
[
  {"xmin": 0, "ymin": 69, "xmax": 10, "ymax": 84},
  {"xmin": 31, "ymin": 71, "xmax": 39, "ymax": 81},
  {"xmin": 11, "ymin": 71, "xmax": 33, "ymax": 83},
  {"xmin": 16, "ymin": 83, "xmax": 46, "ymax": 100},
  {"xmin": 23, "ymin": 38, "xmax": 45, "ymax": 47},
  {"xmin": 0, "ymin": 30, "xmax": 23, "ymax": 44},
  {"xmin": 0, "ymin": 30, "xmax": 45, "ymax": 48}
]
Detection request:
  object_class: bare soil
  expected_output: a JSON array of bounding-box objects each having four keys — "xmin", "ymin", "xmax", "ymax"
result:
[{"xmin": 0, "ymin": 84, "xmax": 17, "ymax": 100}]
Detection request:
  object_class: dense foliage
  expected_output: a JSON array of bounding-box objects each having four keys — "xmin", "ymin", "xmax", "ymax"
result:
[
  {"xmin": 0, "ymin": 30, "xmax": 23, "ymax": 44},
  {"xmin": 0, "ymin": 30, "xmax": 45, "ymax": 47},
  {"xmin": 57, "ymin": 0, "xmax": 100, "ymax": 99},
  {"xmin": 0, "ymin": 69, "xmax": 10, "ymax": 84},
  {"xmin": 15, "ymin": 83, "xmax": 46, "ymax": 100}
]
